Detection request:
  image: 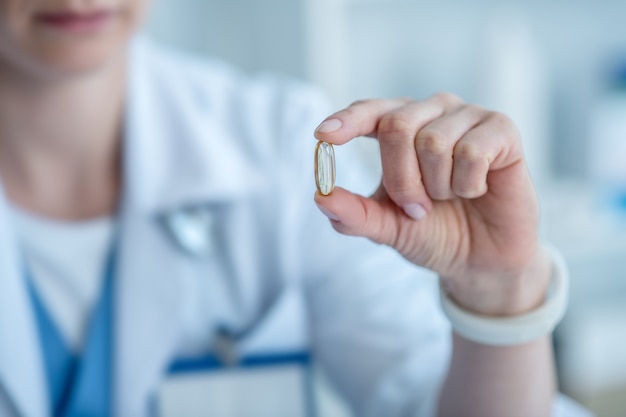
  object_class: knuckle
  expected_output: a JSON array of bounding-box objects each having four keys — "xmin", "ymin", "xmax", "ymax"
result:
[
  {"xmin": 378, "ymin": 112, "xmax": 414, "ymax": 138},
  {"xmin": 488, "ymin": 111, "xmax": 517, "ymax": 131},
  {"xmin": 454, "ymin": 182, "xmax": 487, "ymax": 199},
  {"xmin": 416, "ymin": 129, "xmax": 448, "ymax": 157},
  {"xmin": 426, "ymin": 185, "xmax": 454, "ymax": 201},
  {"xmin": 341, "ymin": 105, "xmax": 361, "ymax": 119},
  {"xmin": 489, "ymin": 111, "xmax": 513, "ymax": 125},
  {"xmin": 349, "ymin": 98, "xmax": 373, "ymax": 108},
  {"xmin": 395, "ymin": 96, "xmax": 415, "ymax": 104},
  {"xmin": 454, "ymin": 141, "xmax": 484, "ymax": 162},
  {"xmin": 488, "ymin": 111, "xmax": 521, "ymax": 140},
  {"xmin": 342, "ymin": 99, "xmax": 375, "ymax": 118},
  {"xmin": 432, "ymin": 92, "xmax": 463, "ymax": 106},
  {"xmin": 463, "ymin": 103, "xmax": 486, "ymax": 116}
]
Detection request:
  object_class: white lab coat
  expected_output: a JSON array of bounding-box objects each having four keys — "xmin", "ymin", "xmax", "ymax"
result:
[{"xmin": 0, "ymin": 38, "xmax": 591, "ymax": 417}]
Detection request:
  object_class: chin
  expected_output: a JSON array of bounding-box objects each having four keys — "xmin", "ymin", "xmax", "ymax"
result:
[
  {"xmin": 0, "ymin": 8, "xmax": 142, "ymax": 83},
  {"xmin": 28, "ymin": 37, "xmax": 130, "ymax": 79}
]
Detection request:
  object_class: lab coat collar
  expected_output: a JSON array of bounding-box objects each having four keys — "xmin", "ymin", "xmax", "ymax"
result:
[
  {"xmin": 0, "ymin": 185, "xmax": 49, "ymax": 417},
  {"xmin": 124, "ymin": 36, "xmax": 264, "ymax": 215}
]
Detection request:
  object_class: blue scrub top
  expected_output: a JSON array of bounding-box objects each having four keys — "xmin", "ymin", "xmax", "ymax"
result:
[{"xmin": 28, "ymin": 251, "xmax": 115, "ymax": 417}]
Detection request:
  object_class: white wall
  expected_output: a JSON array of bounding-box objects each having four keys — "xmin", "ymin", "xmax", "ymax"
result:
[
  {"xmin": 145, "ymin": 0, "xmax": 626, "ymax": 181},
  {"xmin": 146, "ymin": 0, "xmax": 309, "ymax": 79}
]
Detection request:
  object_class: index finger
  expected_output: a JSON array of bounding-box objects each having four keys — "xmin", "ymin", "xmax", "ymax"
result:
[{"xmin": 314, "ymin": 98, "xmax": 410, "ymax": 145}]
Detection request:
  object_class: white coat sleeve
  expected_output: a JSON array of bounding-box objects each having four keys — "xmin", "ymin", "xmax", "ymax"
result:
[{"xmin": 273, "ymin": 81, "xmax": 593, "ymax": 417}]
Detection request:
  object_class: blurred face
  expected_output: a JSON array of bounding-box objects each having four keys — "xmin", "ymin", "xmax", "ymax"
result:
[{"xmin": 0, "ymin": 0, "xmax": 149, "ymax": 81}]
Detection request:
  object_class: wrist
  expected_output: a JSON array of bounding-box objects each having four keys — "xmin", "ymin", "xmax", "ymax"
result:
[
  {"xmin": 439, "ymin": 245, "xmax": 569, "ymax": 346},
  {"xmin": 442, "ymin": 247, "xmax": 552, "ymax": 317}
]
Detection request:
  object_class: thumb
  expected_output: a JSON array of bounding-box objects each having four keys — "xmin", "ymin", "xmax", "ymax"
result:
[{"xmin": 314, "ymin": 186, "xmax": 406, "ymax": 246}]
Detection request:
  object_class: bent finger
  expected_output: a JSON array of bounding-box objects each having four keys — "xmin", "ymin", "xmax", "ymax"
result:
[
  {"xmin": 451, "ymin": 112, "xmax": 523, "ymax": 199},
  {"xmin": 415, "ymin": 104, "xmax": 486, "ymax": 200},
  {"xmin": 377, "ymin": 100, "xmax": 453, "ymax": 217}
]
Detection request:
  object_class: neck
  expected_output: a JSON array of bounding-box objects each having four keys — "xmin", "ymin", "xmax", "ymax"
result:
[{"xmin": 0, "ymin": 57, "xmax": 126, "ymax": 220}]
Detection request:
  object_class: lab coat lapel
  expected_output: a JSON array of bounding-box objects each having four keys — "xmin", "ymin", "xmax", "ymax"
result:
[
  {"xmin": 123, "ymin": 37, "xmax": 264, "ymax": 213},
  {"xmin": 113, "ymin": 207, "xmax": 190, "ymax": 417},
  {"xmin": 113, "ymin": 39, "xmax": 187, "ymax": 417},
  {"xmin": 0, "ymin": 188, "xmax": 49, "ymax": 417},
  {"xmin": 113, "ymin": 38, "xmax": 264, "ymax": 416}
]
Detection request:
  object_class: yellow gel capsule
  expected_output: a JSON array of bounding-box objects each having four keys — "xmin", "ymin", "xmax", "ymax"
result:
[{"xmin": 314, "ymin": 141, "xmax": 336, "ymax": 196}]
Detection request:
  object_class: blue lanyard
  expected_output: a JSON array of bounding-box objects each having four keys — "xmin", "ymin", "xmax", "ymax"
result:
[{"xmin": 27, "ymin": 249, "xmax": 115, "ymax": 417}]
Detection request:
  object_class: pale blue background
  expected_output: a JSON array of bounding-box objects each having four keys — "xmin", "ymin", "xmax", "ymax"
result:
[{"xmin": 145, "ymin": 2, "xmax": 626, "ymax": 415}]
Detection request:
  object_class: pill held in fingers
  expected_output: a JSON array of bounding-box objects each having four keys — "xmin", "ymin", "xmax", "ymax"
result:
[{"xmin": 314, "ymin": 141, "xmax": 336, "ymax": 196}]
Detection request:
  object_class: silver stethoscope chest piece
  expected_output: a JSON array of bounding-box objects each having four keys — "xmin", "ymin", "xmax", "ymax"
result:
[{"xmin": 163, "ymin": 207, "xmax": 216, "ymax": 257}]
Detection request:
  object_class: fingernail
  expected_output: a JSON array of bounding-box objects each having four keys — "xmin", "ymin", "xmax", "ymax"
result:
[
  {"xmin": 404, "ymin": 204, "xmax": 427, "ymax": 220},
  {"xmin": 317, "ymin": 205, "xmax": 341, "ymax": 221},
  {"xmin": 316, "ymin": 118, "xmax": 342, "ymax": 134}
]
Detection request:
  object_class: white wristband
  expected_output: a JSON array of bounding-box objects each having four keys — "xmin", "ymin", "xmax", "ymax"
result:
[{"xmin": 439, "ymin": 245, "xmax": 569, "ymax": 346}]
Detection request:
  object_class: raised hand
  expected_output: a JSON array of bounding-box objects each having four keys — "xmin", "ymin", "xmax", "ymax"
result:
[{"xmin": 314, "ymin": 94, "xmax": 551, "ymax": 316}]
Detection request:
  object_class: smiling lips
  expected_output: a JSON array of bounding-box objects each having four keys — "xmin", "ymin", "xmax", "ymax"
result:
[{"xmin": 34, "ymin": 10, "xmax": 116, "ymax": 34}]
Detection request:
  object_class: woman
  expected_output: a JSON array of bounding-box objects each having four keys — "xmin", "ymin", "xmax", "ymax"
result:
[{"xmin": 0, "ymin": 1, "xmax": 589, "ymax": 416}]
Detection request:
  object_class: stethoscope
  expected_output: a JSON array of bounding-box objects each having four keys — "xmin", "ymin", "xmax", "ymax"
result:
[
  {"xmin": 162, "ymin": 206, "xmax": 216, "ymax": 258},
  {"xmin": 161, "ymin": 206, "xmax": 277, "ymax": 367}
]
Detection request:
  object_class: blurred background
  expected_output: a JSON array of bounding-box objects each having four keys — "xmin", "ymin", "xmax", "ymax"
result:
[{"xmin": 145, "ymin": 0, "xmax": 626, "ymax": 415}]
